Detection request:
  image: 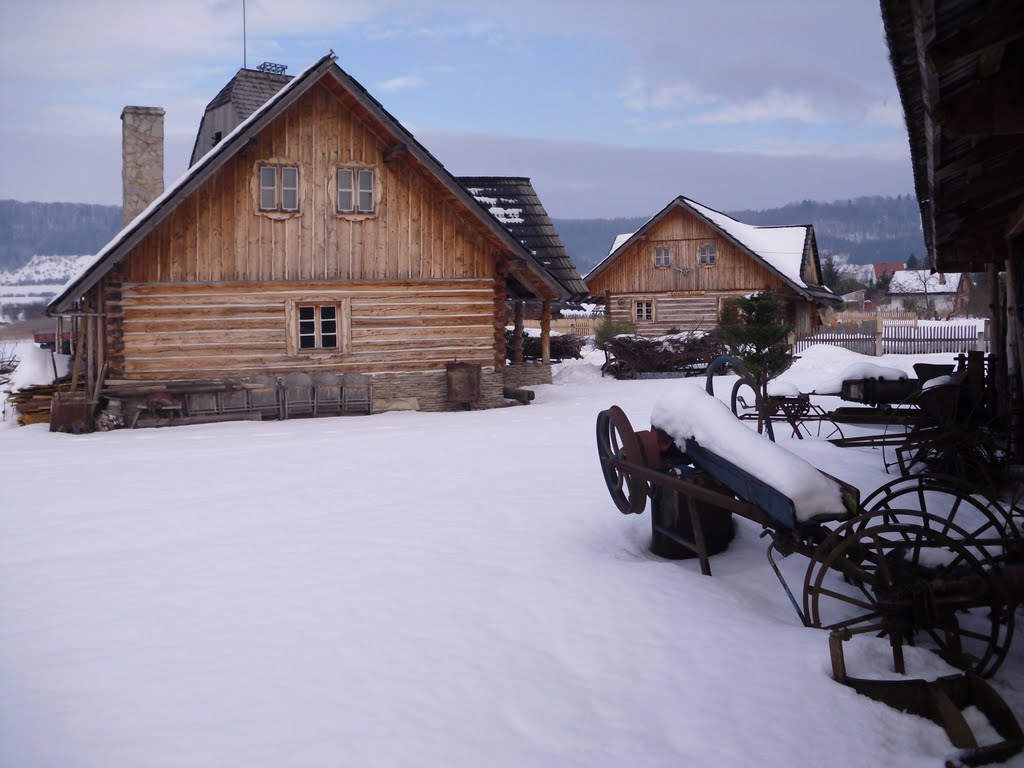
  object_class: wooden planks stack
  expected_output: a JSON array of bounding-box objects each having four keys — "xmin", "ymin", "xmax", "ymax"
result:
[{"xmin": 4, "ymin": 384, "xmax": 59, "ymax": 425}]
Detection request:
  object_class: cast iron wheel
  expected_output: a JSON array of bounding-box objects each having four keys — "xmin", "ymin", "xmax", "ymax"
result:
[
  {"xmin": 861, "ymin": 474, "xmax": 1016, "ymax": 556},
  {"xmin": 596, "ymin": 406, "xmax": 648, "ymax": 515},
  {"xmin": 803, "ymin": 509, "xmax": 1013, "ymax": 678},
  {"xmin": 601, "ymin": 359, "xmax": 636, "ymax": 380}
]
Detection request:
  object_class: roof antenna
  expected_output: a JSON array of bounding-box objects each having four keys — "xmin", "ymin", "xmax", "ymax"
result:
[{"xmin": 243, "ymin": 0, "xmax": 247, "ymax": 69}]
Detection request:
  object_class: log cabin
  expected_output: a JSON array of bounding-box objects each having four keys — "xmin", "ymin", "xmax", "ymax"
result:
[
  {"xmin": 46, "ymin": 53, "xmax": 574, "ymax": 416},
  {"xmin": 584, "ymin": 196, "xmax": 840, "ymax": 336}
]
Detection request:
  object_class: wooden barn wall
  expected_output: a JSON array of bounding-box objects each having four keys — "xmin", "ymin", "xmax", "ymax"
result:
[
  {"xmin": 586, "ymin": 209, "xmax": 789, "ymax": 296},
  {"xmin": 121, "ymin": 81, "xmax": 497, "ymax": 285},
  {"xmin": 112, "ymin": 280, "xmax": 497, "ymax": 380}
]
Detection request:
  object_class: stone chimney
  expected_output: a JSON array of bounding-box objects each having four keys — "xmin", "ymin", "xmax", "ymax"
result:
[{"xmin": 121, "ymin": 106, "xmax": 165, "ymax": 226}]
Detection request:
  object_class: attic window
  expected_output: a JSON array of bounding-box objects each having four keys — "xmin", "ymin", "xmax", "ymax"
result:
[
  {"xmin": 259, "ymin": 164, "xmax": 299, "ymax": 212},
  {"xmin": 699, "ymin": 243, "xmax": 717, "ymax": 266},
  {"xmin": 654, "ymin": 246, "xmax": 672, "ymax": 268},
  {"xmin": 337, "ymin": 168, "xmax": 376, "ymax": 214}
]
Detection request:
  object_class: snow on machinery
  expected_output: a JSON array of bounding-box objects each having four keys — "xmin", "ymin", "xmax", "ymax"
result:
[{"xmin": 595, "ymin": 381, "xmax": 1024, "ymax": 764}]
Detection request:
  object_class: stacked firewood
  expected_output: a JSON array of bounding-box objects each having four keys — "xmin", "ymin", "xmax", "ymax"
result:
[{"xmin": 3, "ymin": 384, "xmax": 59, "ymax": 425}]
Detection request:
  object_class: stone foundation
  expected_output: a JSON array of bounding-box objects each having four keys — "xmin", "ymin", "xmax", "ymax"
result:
[
  {"xmin": 369, "ymin": 367, "xmax": 508, "ymax": 412},
  {"xmin": 503, "ymin": 362, "xmax": 553, "ymax": 389}
]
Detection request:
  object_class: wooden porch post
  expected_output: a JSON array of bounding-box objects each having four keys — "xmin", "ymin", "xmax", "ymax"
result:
[
  {"xmin": 1006, "ymin": 238, "xmax": 1024, "ymax": 457},
  {"xmin": 513, "ymin": 300, "xmax": 524, "ymax": 364},
  {"xmin": 988, "ymin": 259, "xmax": 1009, "ymax": 419},
  {"xmin": 541, "ymin": 300, "xmax": 551, "ymax": 365}
]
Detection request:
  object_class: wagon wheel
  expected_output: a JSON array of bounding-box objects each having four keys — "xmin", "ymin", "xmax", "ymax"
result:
[
  {"xmin": 730, "ymin": 378, "xmax": 757, "ymax": 418},
  {"xmin": 596, "ymin": 406, "xmax": 649, "ymax": 515},
  {"xmin": 803, "ymin": 509, "xmax": 1013, "ymax": 677},
  {"xmin": 899, "ymin": 424, "xmax": 1004, "ymax": 487},
  {"xmin": 728, "ymin": 378, "xmax": 776, "ymax": 441},
  {"xmin": 879, "ymin": 392, "xmax": 924, "ymax": 476},
  {"xmin": 601, "ymin": 359, "xmax": 636, "ymax": 380},
  {"xmin": 861, "ymin": 474, "xmax": 1016, "ymax": 555}
]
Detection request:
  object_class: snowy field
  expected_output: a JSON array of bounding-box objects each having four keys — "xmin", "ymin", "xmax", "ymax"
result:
[{"xmin": 2, "ymin": 345, "xmax": 1023, "ymax": 768}]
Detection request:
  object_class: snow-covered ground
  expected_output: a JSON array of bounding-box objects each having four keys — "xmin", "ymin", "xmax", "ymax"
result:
[{"xmin": 2, "ymin": 345, "xmax": 1022, "ymax": 767}]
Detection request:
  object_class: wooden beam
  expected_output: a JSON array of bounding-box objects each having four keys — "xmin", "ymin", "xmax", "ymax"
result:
[
  {"xmin": 927, "ymin": 4, "xmax": 1024, "ymax": 73},
  {"xmin": 1007, "ymin": 200, "xmax": 1024, "ymax": 239},
  {"xmin": 541, "ymin": 300, "xmax": 551, "ymax": 366},
  {"xmin": 934, "ymin": 136, "xmax": 1020, "ymax": 182},
  {"xmin": 936, "ymin": 57, "xmax": 1024, "ymax": 136},
  {"xmin": 382, "ymin": 143, "xmax": 408, "ymax": 164},
  {"xmin": 936, "ymin": 163, "xmax": 1023, "ymax": 210}
]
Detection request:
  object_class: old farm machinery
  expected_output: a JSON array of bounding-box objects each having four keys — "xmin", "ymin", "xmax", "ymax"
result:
[{"xmin": 596, "ymin": 394, "xmax": 1024, "ymax": 763}]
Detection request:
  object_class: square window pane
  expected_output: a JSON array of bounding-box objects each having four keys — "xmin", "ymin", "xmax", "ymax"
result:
[
  {"xmin": 282, "ymin": 167, "xmax": 298, "ymax": 189},
  {"xmin": 321, "ymin": 334, "xmax": 338, "ymax": 348},
  {"xmin": 260, "ymin": 190, "xmax": 275, "ymax": 210},
  {"xmin": 358, "ymin": 169, "xmax": 374, "ymax": 212},
  {"xmin": 299, "ymin": 335, "xmax": 316, "ymax": 349},
  {"xmin": 337, "ymin": 169, "xmax": 354, "ymax": 212},
  {"xmin": 260, "ymin": 166, "xmax": 276, "ymax": 187},
  {"xmin": 321, "ymin": 320, "xmax": 337, "ymax": 335},
  {"xmin": 299, "ymin": 306, "xmax": 314, "ymax": 320},
  {"xmin": 299, "ymin": 320, "xmax": 315, "ymax": 335},
  {"xmin": 282, "ymin": 187, "xmax": 298, "ymax": 211},
  {"xmin": 320, "ymin": 306, "xmax": 336, "ymax": 320}
]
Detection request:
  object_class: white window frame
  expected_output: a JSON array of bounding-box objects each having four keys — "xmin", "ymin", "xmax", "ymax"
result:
[
  {"xmin": 259, "ymin": 164, "xmax": 300, "ymax": 212},
  {"xmin": 634, "ymin": 300, "xmax": 653, "ymax": 322},
  {"xmin": 337, "ymin": 167, "xmax": 376, "ymax": 214},
  {"xmin": 654, "ymin": 246, "xmax": 672, "ymax": 268},
  {"xmin": 699, "ymin": 243, "xmax": 718, "ymax": 266}
]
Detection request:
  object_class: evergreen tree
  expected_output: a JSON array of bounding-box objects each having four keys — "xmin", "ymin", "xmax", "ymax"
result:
[{"xmin": 720, "ymin": 292, "xmax": 794, "ymax": 432}]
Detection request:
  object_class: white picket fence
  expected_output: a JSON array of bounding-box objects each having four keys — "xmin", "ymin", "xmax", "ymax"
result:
[{"xmin": 795, "ymin": 320, "xmax": 989, "ymax": 356}]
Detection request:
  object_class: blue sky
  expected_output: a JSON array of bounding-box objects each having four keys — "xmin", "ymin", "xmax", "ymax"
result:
[{"xmin": 0, "ymin": 0, "xmax": 912, "ymax": 218}]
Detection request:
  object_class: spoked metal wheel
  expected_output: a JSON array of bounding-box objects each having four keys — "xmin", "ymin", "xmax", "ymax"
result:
[
  {"xmin": 596, "ymin": 406, "xmax": 649, "ymax": 514},
  {"xmin": 803, "ymin": 509, "xmax": 1014, "ymax": 678},
  {"xmin": 861, "ymin": 474, "xmax": 1017, "ymax": 556}
]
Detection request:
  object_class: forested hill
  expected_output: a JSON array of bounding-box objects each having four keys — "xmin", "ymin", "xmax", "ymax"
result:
[
  {"xmin": 554, "ymin": 195, "xmax": 926, "ymax": 276},
  {"xmin": 0, "ymin": 200, "xmax": 121, "ymax": 271},
  {"xmin": 0, "ymin": 195, "xmax": 925, "ymax": 277}
]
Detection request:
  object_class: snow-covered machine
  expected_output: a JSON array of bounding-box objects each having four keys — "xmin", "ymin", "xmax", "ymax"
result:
[{"xmin": 596, "ymin": 398, "xmax": 1024, "ymax": 764}]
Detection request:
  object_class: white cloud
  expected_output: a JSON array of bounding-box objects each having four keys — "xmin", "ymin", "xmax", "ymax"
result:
[
  {"xmin": 862, "ymin": 99, "xmax": 905, "ymax": 126},
  {"xmin": 692, "ymin": 90, "xmax": 825, "ymax": 125},
  {"xmin": 617, "ymin": 76, "xmax": 702, "ymax": 112},
  {"xmin": 378, "ymin": 75, "xmax": 425, "ymax": 92}
]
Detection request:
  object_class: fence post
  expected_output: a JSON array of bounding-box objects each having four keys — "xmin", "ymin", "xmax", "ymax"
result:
[
  {"xmin": 874, "ymin": 314, "xmax": 884, "ymax": 357},
  {"xmin": 978, "ymin": 319, "xmax": 988, "ymax": 353}
]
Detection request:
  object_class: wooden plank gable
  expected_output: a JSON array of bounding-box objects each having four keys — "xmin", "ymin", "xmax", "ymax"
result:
[
  {"xmin": 121, "ymin": 82, "xmax": 497, "ymax": 286},
  {"xmin": 585, "ymin": 204, "xmax": 790, "ymax": 297}
]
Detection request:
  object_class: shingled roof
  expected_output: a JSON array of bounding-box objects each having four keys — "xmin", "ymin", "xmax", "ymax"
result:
[
  {"xmin": 189, "ymin": 68, "xmax": 292, "ymax": 165},
  {"xmin": 458, "ymin": 177, "xmax": 588, "ymax": 300}
]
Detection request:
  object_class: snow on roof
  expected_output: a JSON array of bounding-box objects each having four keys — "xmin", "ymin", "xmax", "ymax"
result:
[
  {"xmin": 684, "ymin": 198, "xmax": 810, "ymax": 288},
  {"xmin": 50, "ymin": 56, "xmax": 327, "ymax": 311},
  {"xmin": 651, "ymin": 385, "xmax": 846, "ymax": 522},
  {"xmin": 609, "ymin": 232, "xmax": 634, "ymax": 257},
  {"xmin": 888, "ymin": 270, "xmax": 962, "ymax": 294}
]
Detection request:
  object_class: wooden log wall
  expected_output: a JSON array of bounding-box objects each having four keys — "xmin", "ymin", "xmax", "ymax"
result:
[
  {"xmin": 122, "ymin": 81, "xmax": 498, "ymax": 286},
  {"xmin": 585, "ymin": 209, "xmax": 791, "ymax": 296},
  {"xmin": 110, "ymin": 279, "xmax": 497, "ymax": 380},
  {"xmin": 101, "ymin": 80, "xmax": 528, "ymax": 383}
]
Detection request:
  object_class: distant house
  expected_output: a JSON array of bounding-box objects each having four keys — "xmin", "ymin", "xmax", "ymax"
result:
[
  {"xmin": 47, "ymin": 53, "xmax": 571, "ymax": 413},
  {"xmin": 584, "ymin": 196, "xmax": 839, "ymax": 336},
  {"xmin": 873, "ymin": 262, "xmax": 904, "ymax": 283},
  {"xmin": 887, "ymin": 270, "xmax": 967, "ymax": 317}
]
